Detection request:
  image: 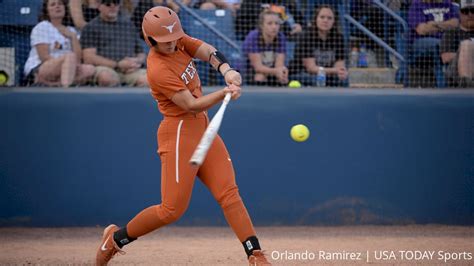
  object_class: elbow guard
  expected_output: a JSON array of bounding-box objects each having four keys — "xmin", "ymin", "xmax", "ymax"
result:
[{"xmin": 209, "ymin": 50, "xmax": 229, "ymax": 72}]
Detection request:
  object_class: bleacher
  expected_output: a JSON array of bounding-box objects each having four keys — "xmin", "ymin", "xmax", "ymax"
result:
[{"xmin": 0, "ymin": 0, "xmax": 470, "ymax": 88}]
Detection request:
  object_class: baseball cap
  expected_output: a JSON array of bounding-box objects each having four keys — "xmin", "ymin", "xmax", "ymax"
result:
[{"xmin": 461, "ymin": 0, "xmax": 474, "ymax": 9}]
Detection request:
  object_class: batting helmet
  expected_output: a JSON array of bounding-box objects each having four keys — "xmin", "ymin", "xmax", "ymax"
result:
[{"xmin": 142, "ymin": 6, "xmax": 185, "ymax": 46}]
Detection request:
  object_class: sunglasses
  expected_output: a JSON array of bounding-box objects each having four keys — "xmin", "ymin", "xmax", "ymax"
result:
[{"xmin": 461, "ymin": 7, "xmax": 474, "ymax": 15}]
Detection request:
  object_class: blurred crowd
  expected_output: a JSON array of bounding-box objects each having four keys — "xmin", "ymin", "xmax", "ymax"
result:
[{"xmin": 17, "ymin": 0, "xmax": 474, "ymax": 88}]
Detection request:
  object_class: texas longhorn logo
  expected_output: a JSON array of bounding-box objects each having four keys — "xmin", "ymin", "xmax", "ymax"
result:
[{"xmin": 162, "ymin": 22, "xmax": 176, "ymax": 33}]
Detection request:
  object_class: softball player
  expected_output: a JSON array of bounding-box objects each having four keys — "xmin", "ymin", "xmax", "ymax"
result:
[{"xmin": 95, "ymin": 6, "xmax": 271, "ymax": 266}]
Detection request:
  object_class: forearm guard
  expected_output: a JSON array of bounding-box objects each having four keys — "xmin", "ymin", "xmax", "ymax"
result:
[{"xmin": 209, "ymin": 50, "xmax": 229, "ymax": 73}]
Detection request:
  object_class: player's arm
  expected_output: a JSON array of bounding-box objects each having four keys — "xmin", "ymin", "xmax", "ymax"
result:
[
  {"xmin": 194, "ymin": 42, "xmax": 241, "ymax": 86},
  {"xmin": 171, "ymin": 85, "xmax": 240, "ymax": 114}
]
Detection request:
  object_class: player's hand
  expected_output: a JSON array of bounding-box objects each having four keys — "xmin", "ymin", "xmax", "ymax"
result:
[
  {"xmin": 224, "ymin": 69, "xmax": 242, "ymax": 86},
  {"xmin": 223, "ymin": 84, "xmax": 241, "ymax": 100}
]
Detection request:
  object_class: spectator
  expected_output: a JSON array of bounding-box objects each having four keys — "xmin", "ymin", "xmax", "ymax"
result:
[
  {"xmin": 69, "ymin": 0, "xmax": 134, "ymax": 30},
  {"xmin": 69, "ymin": 0, "xmax": 100, "ymax": 30},
  {"xmin": 289, "ymin": 5, "xmax": 348, "ymax": 87},
  {"xmin": 185, "ymin": 0, "xmax": 241, "ymax": 11},
  {"xmin": 408, "ymin": 0, "xmax": 459, "ymax": 67},
  {"xmin": 80, "ymin": 0, "xmax": 147, "ymax": 87},
  {"xmin": 235, "ymin": 0, "xmax": 304, "ymax": 40},
  {"xmin": 241, "ymin": 10, "xmax": 288, "ymax": 86},
  {"xmin": 24, "ymin": 0, "xmax": 96, "ymax": 87},
  {"xmin": 383, "ymin": 0, "xmax": 410, "ymax": 12},
  {"xmin": 120, "ymin": 0, "xmax": 136, "ymax": 18},
  {"xmin": 440, "ymin": 0, "xmax": 474, "ymax": 87}
]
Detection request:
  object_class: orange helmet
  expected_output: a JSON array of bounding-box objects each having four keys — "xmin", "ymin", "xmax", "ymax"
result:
[{"xmin": 142, "ymin": 6, "xmax": 185, "ymax": 46}]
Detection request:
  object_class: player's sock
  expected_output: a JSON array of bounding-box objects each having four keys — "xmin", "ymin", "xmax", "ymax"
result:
[
  {"xmin": 242, "ymin": 236, "xmax": 261, "ymax": 257},
  {"xmin": 113, "ymin": 227, "xmax": 137, "ymax": 248}
]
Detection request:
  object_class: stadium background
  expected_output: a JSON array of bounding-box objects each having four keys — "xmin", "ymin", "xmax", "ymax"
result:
[
  {"xmin": 0, "ymin": 0, "xmax": 473, "ymax": 227},
  {"xmin": 1, "ymin": 0, "xmax": 467, "ymax": 88}
]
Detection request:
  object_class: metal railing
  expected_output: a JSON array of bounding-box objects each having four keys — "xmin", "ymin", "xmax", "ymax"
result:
[
  {"xmin": 175, "ymin": 0, "xmax": 241, "ymax": 52},
  {"xmin": 342, "ymin": 0, "xmax": 407, "ymax": 63}
]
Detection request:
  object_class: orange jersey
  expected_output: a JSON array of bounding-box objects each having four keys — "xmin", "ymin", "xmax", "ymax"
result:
[{"xmin": 146, "ymin": 34, "xmax": 204, "ymax": 117}]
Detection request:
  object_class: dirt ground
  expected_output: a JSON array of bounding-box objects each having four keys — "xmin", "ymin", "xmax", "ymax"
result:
[{"xmin": 0, "ymin": 225, "xmax": 473, "ymax": 265}]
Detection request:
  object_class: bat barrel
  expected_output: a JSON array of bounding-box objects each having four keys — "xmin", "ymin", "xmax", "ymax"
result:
[{"xmin": 189, "ymin": 93, "xmax": 231, "ymax": 166}]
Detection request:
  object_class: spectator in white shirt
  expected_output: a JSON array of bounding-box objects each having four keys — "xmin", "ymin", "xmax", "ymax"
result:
[{"xmin": 24, "ymin": 0, "xmax": 95, "ymax": 87}]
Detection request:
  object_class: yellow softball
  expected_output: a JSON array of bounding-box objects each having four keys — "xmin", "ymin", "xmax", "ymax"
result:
[{"xmin": 290, "ymin": 124, "xmax": 310, "ymax": 142}]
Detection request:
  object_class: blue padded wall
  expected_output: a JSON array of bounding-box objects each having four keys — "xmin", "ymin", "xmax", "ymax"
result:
[{"xmin": 1, "ymin": 88, "xmax": 473, "ymax": 226}]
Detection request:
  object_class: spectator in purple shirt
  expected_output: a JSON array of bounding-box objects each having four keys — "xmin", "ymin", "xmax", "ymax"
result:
[
  {"xmin": 408, "ymin": 0, "xmax": 459, "ymax": 67},
  {"xmin": 241, "ymin": 10, "xmax": 288, "ymax": 86},
  {"xmin": 409, "ymin": 0, "xmax": 459, "ymax": 39},
  {"xmin": 235, "ymin": 0, "xmax": 304, "ymax": 41}
]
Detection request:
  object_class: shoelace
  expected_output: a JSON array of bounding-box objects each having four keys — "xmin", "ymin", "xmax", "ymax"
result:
[{"xmin": 105, "ymin": 241, "xmax": 126, "ymax": 261}]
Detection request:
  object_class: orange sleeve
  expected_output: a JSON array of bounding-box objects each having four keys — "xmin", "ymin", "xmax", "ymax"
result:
[
  {"xmin": 180, "ymin": 34, "xmax": 204, "ymax": 57},
  {"xmin": 148, "ymin": 66, "xmax": 186, "ymax": 100}
]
